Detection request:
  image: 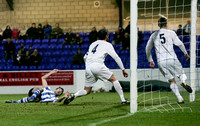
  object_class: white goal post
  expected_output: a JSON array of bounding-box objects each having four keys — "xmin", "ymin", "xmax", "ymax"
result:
[{"xmin": 130, "ymin": 0, "xmax": 138, "ymax": 113}]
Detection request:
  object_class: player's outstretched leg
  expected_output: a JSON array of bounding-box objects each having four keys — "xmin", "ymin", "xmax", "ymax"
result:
[{"xmin": 5, "ymin": 97, "xmax": 29, "ymax": 103}]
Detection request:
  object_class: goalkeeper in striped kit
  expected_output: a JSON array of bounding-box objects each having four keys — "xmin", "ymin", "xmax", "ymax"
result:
[
  {"xmin": 6, "ymin": 69, "xmax": 69, "ymax": 103},
  {"xmin": 146, "ymin": 17, "xmax": 192, "ymax": 103}
]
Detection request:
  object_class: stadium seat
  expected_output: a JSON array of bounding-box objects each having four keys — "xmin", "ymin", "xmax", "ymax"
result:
[
  {"xmin": 143, "ymin": 31, "xmax": 151, "ymax": 35},
  {"xmin": 18, "ymin": 39, "xmax": 25, "ymax": 44},
  {"xmin": 42, "ymin": 39, "xmax": 49, "ymax": 44},
  {"xmin": 63, "ymin": 63, "xmax": 71, "ymax": 70},
  {"xmin": 49, "ymin": 44, "xmax": 57, "ymax": 50},
  {"xmin": 38, "ymin": 65, "xmax": 46, "ymax": 70},
  {"xmin": 39, "ymin": 44, "xmax": 49, "ymax": 50},
  {"xmin": 72, "ymin": 45, "xmax": 80, "ymax": 49},
  {"xmin": 120, "ymin": 50, "xmax": 130, "ymax": 55},
  {"xmin": 79, "ymin": 32, "xmax": 84, "ymax": 37},
  {"xmin": 57, "ymin": 57, "xmax": 66, "ymax": 63},
  {"xmin": 56, "ymin": 44, "xmax": 63, "ymax": 49},
  {"xmin": 50, "ymin": 39, "xmax": 57, "ymax": 44},
  {"xmin": 85, "ymin": 32, "xmax": 90, "ymax": 37},
  {"xmin": 80, "ymin": 64, "xmax": 85, "ymax": 69},
  {"xmin": 43, "ymin": 51, "xmax": 52, "ymax": 57},
  {"xmin": 29, "ymin": 65, "xmax": 37, "ymax": 70},
  {"xmin": 26, "ymin": 39, "xmax": 33, "ymax": 45},
  {"xmin": 71, "ymin": 64, "xmax": 80, "ymax": 69},
  {"xmin": 81, "ymin": 44, "xmax": 89, "ymax": 49},
  {"xmin": 58, "ymin": 39, "xmax": 65, "ymax": 44},
  {"xmin": 20, "ymin": 65, "xmax": 28, "ymax": 70},
  {"xmin": 52, "ymin": 50, "xmax": 62, "ymax": 57},
  {"xmin": 49, "ymin": 58, "xmax": 57, "ymax": 63},
  {"xmin": 62, "ymin": 50, "xmax": 70, "ymax": 56},
  {"xmin": 32, "ymin": 44, "xmax": 41, "ymax": 49},
  {"xmin": 178, "ymin": 35, "xmax": 184, "ymax": 42},
  {"xmin": 33, "ymin": 39, "xmax": 41, "ymax": 44},
  {"xmin": 63, "ymin": 45, "xmax": 71, "ymax": 49},
  {"xmin": 183, "ymin": 35, "xmax": 190, "ymax": 43}
]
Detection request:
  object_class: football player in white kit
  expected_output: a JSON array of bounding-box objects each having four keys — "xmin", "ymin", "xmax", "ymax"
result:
[
  {"xmin": 146, "ymin": 17, "xmax": 192, "ymax": 103},
  {"xmin": 64, "ymin": 29, "xmax": 129, "ymax": 104}
]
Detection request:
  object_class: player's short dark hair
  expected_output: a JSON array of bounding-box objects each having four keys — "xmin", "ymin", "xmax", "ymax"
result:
[
  {"xmin": 56, "ymin": 87, "xmax": 64, "ymax": 96},
  {"xmin": 158, "ymin": 17, "xmax": 167, "ymax": 28},
  {"xmin": 98, "ymin": 29, "xmax": 108, "ymax": 40}
]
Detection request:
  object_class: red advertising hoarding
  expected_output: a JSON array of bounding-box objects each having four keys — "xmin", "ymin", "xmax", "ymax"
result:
[{"xmin": 0, "ymin": 71, "xmax": 73, "ymax": 86}]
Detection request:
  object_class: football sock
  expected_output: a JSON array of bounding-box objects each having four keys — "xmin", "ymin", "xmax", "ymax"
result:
[
  {"xmin": 113, "ymin": 80, "xmax": 126, "ymax": 102},
  {"xmin": 74, "ymin": 89, "xmax": 87, "ymax": 98},
  {"xmin": 29, "ymin": 89, "xmax": 41, "ymax": 102},
  {"xmin": 170, "ymin": 83, "xmax": 183, "ymax": 100},
  {"xmin": 179, "ymin": 74, "xmax": 187, "ymax": 83},
  {"xmin": 12, "ymin": 97, "xmax": 29, "ymax": 103}
]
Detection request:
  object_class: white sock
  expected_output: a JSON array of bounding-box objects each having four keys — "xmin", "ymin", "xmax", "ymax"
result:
[
  {"xmin": 113, "ymin": 80, "xmax": 126, "ymax": 102},
  {"xmin": 170, "ymin": 83, "xmax": 183, "ymax": 100},
  {"xmin": 179, "ymin": 74, "xmax": 187, "ymax": 83},
  {"xmin": 74, "ymin": 89, "xmax": 87, "ymax": 98}
]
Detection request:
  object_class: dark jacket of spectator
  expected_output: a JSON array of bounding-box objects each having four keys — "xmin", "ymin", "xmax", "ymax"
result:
[
  {"xmin": 73, "ymin": 33, "xmax": 83, "ymax": 45},
  {"xmin": 43, "ymin": 21, "xmax": 52, "ymax": 39},
  {"xmin": 30, "ymin": 49, "xmax": 42, "ymax": 66},
  {"xmin": 18, "ymin": 43, "xmax": 26, "ymax": 55},
  {"xmin": 71, "ymin": 49, "xmax": 84, "ymax": 65},
  {"xmin": 4, "ymin": 38, "xmax": 16, "ymax": 60},
  {"xmin": 177, "ymin": 24, "xmax": 183, "ymax": 36},
  {"xmin": 3, "ymin": 25, "xmax": 12, "ymax": 39},
  {"xmin": 121, "ymin": 33, "xmax": 130, "ymax": 50},
  {"xmin": 26, "ymin": 23, "xmax": 38, "ymax": 39},
  {"xmin": 63, "ymin": 29, "xmax": 75, "ymax": 45},
  {"xmin": 51, "ymin": 23, "xmax": 63, "ymax": 39},
  {"xmin": 113, "ymin": 28, "xmax": 123, "ymax": 44},
  {"xmin": 89, "ymin": 27, "xmax": 98, "ymax": 44},
  {"xmin": 125, "ymin": 22, "xmax": 130, "ymax": 34},
  {"xmin": 37, "ymin": 24, "xmax": 44, "ymax": 39},
  {"xmin": 14, "ymin": 50, "xmax": 25, "ymax": 66}
]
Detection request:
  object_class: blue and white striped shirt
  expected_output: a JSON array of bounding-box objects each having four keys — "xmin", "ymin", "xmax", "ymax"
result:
[{"xmin": 41, "ymin": 87, "xmax": 58, "ymax": 102}]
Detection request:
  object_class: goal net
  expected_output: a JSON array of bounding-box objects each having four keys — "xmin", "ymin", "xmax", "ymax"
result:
[{"xmin": 131, "ymin": 0, "xmax": 200, "ymax": 113}]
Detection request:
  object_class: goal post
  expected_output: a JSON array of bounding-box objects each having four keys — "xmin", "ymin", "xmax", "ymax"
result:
[
  {"xmin": 189, "ymin": 0, "xmax": 197, "ymax": 102},
  {"xmin": 130, "ymin": 0, "xmax": 138, "ymax": 113}
]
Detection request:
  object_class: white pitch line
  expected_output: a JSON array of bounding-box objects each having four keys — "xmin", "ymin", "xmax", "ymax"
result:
[{"xmin": 89, "ymin": 113, "xmax": 134, "ymax": 126}]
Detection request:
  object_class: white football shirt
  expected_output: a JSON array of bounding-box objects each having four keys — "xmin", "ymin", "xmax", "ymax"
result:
[
  {"xmin": 146, "ymin": 29, "xmax": 187, "ymax": 63},
  {"xmin": 84, "ymin": 40, "xmax": 125, "ymax": 70}
]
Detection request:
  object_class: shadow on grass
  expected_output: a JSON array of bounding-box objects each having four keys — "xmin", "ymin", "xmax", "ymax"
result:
[{"xmin": 39, "ymin": 102, "xmax": 129, "ymax": 125}]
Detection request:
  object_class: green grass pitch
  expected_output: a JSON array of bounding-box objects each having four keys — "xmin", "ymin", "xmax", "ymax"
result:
[{"xmin": 0, "ymin": 92, "xmax": 199, "ymax": 126}]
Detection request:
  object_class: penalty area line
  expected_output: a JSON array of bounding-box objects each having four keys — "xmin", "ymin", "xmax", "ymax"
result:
[{"xmin": 89, "ymin": 113, "xmax": 135, "ymax": 126}]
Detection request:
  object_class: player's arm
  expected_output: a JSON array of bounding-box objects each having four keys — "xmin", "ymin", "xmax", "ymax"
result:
[
  {"xmin": 146, "ymin": 36, "xmax": 155, "ymax": 68},
  {"xmin": 107, "ymin": 45, "xmax": 128, "ymax": 77},
  {"xmin": 41, "ymin": 69, "xmax": 58, "ymax": 88},
  {"xmin": 55, "ymin": 91, "xmax": 70, "ymax": 102},
  {"xmin": 172, "ymin": 32, "xmax": 189, "ymax": 61}
]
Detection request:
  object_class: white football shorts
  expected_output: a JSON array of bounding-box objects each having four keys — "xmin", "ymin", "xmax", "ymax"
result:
[
  {"xmin": 85, "ymin": 63, "xmax": 113, "ymax": 87},
  {"xmin": 158, "ymin": 59, "xmax": 185, "ymax": 80}
]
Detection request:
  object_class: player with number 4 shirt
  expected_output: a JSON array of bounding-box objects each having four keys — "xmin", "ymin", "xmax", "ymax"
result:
[{"xmin": 63, "ymin": 29, "xmax": 129, "ymax": 105}]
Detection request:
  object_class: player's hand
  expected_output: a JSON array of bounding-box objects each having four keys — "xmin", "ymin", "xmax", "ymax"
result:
[
  {"xmin": 150, "ymin": 61, "xmax": 155, "ymax": 68},
  {"xmin": 64, "ymin": 91, "xmax": 70, "ymax": 98},
  {"xmin": 122, "ymin": 69, "xmax": 128, "ymax": 78},
  {"xmin": 185, "ymin": 54, "xmax": 190, "ymax": 61},
  {"xmin": 51, "ymin": 69, "xmax": 59, "ymax": 73}
]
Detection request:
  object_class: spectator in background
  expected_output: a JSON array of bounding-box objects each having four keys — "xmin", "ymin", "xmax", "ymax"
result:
[
  {"xmin": 177, "ymin": 24, "xmax": 183, "ymax": 36},
  {"xmin": 71, "ymin": 49, "xmax": 84, "ymax": 65},
  {"xmin": 138, "ymin": 27, "xmax": 143, "ymax": 44},
  {"xmin": 183, "ymin": 20, "xmax": 191, "ymax": 35},
  {"xmin": 89, "ymin": 27, "xmax": 98, "ymax": 44},
  {"xmin": 19, "ymin": 25, "xmax": 27, "ymax": 40},
  {"xmin": 3, "ymin": 25, "xmax": 12, "ymax": 39},
  {"xmin": 37, "ymin": 24, "xmax": 44, "ymax": 39},
  {"xmin": 51, "ymin": 23, "xmax": 63, "ymax": 39},
  {"xmin": 28, "ymin": 46, "xmax": 34, "ymax": 55},
  {"xmin": 43, "ymin": 21, "xmax": 52, "ymax": 39},
  {"xmin": 14, "ymin": 50, "xmax": 25, "ymax": 66},
  {"xmin": 4, "ymin": 38, "xmax": 16, "ymax": 60},
  {"xmin": 125, "ymin": 21, "xmax": 130, "ymax": 34},
  {"xmin": 73, "ymin": 33, "xmax": 83, "ymax": 45},
  {"xmin": 63, "ymin": 28, "xmax": 75, "ymax": 45},
  {"xmin": 12, "ymin": 25, "xmax": 19, "ymax": 40},
  {"xmin": 121, "ymin": 33, "xmax": 130, "ymax": 50},
  {"xmin": 26, "ymin": 23, "xmax": 38, "ymax": 39},
  {"xmin": 0, "ymin": 28, "xmax": 3, "ymax": 44},
  {"xmin": 24, "ymin": 51, "xmax": 31, "ymax": 66},
  {"xmin": 30, "ymin": 49, "xmax": 42, "ymax": 66},
  {"xmin": 118, "ymin": 25, "xmax": 124, "ymax": 35},
  {"xmin": 17, "ymin": 43, "xmax": 26, "ymax": 55},
  {"xmin": 112, "ymin": 28, "xmax": 123, "ymax": 45}
]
